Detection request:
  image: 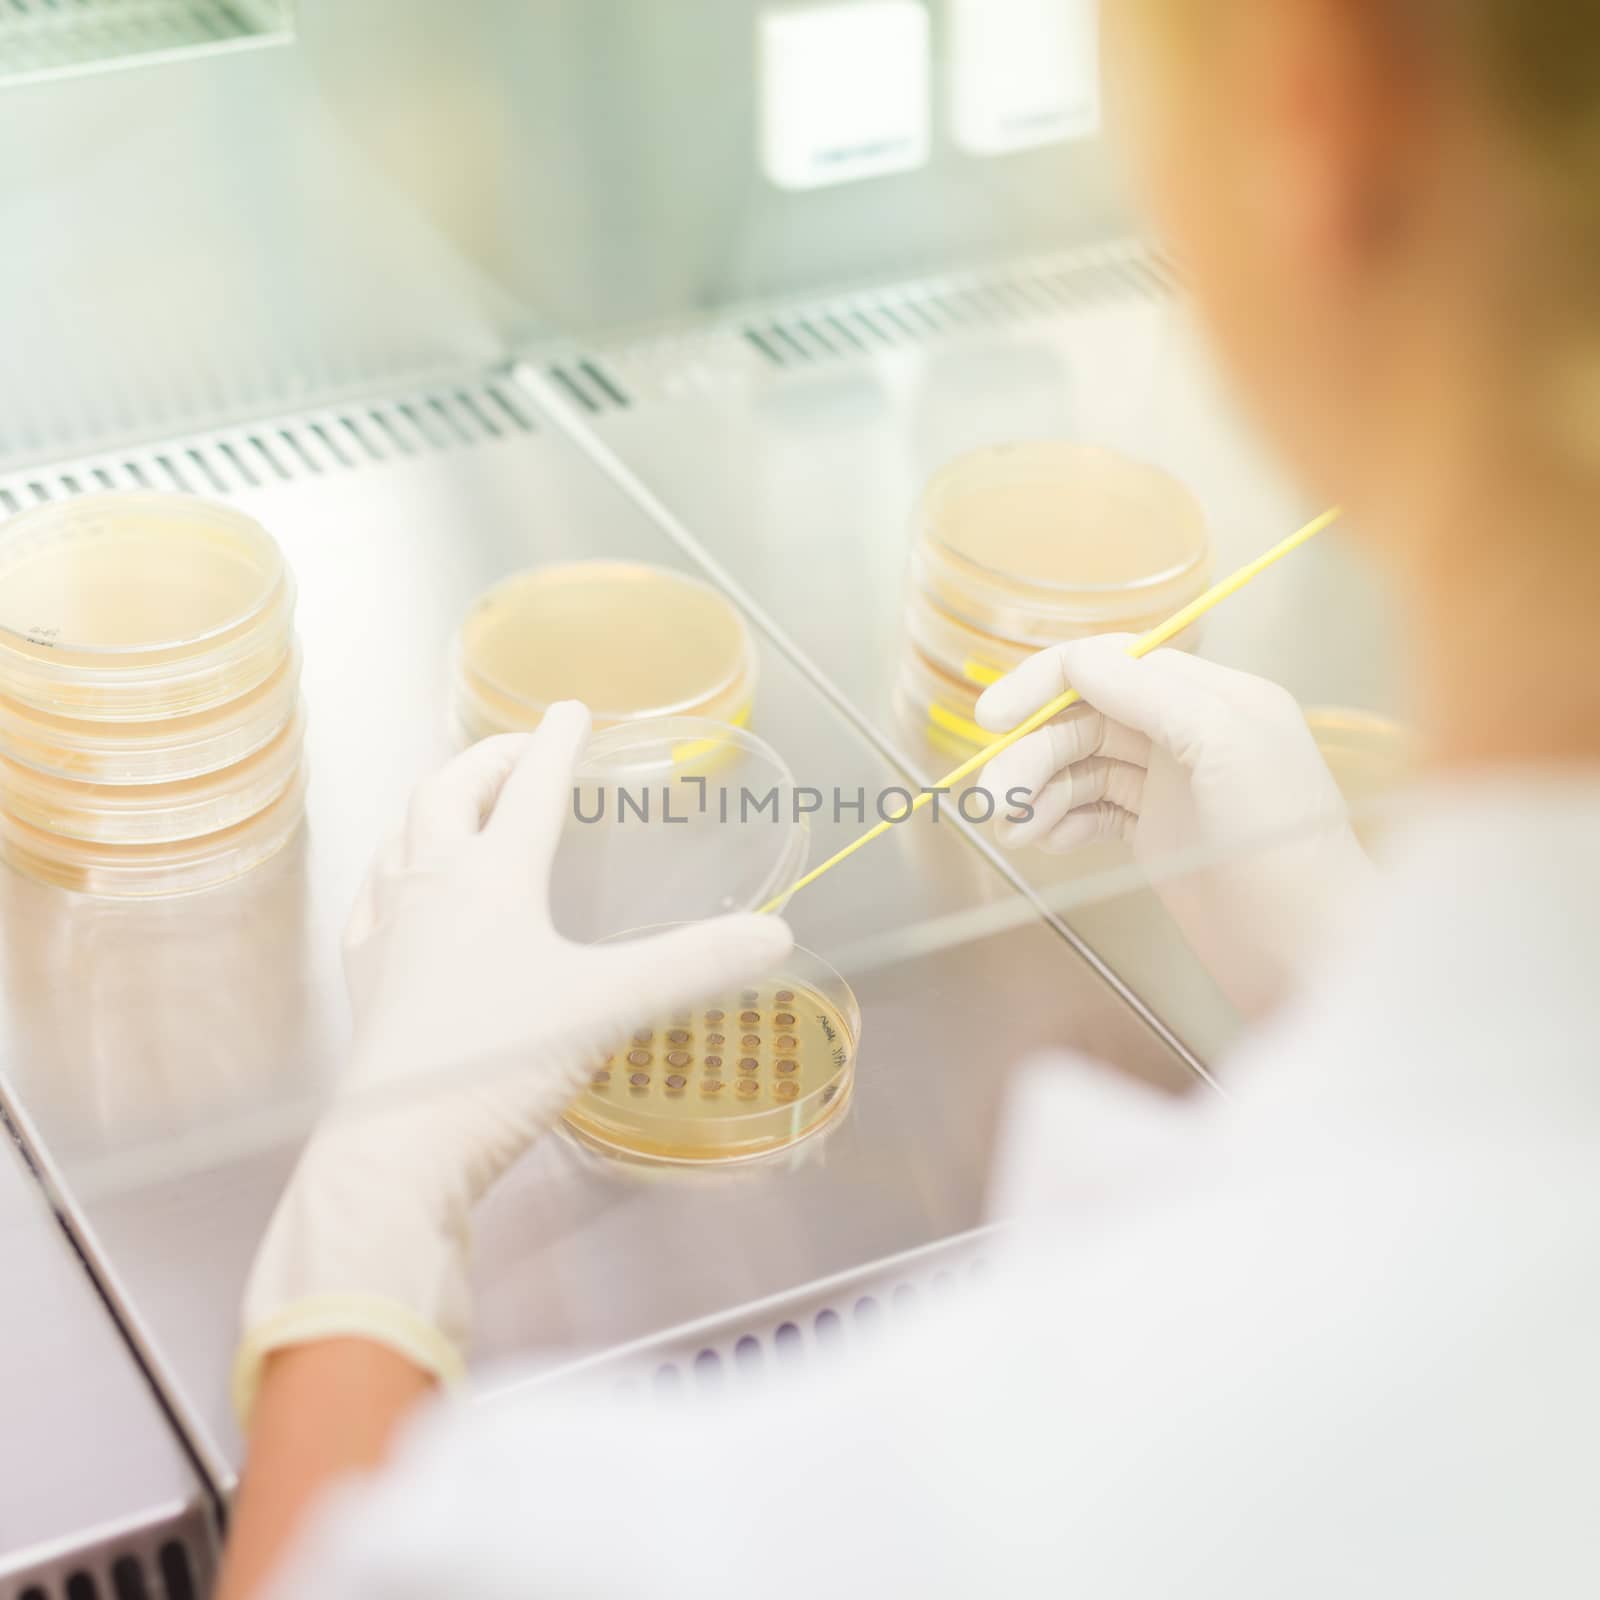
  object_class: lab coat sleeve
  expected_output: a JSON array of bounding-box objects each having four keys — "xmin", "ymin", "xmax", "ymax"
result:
[
  {"xmin": 988, "ymin": 1051, "xmax": 1215, "ymax": 1220},
  {"xmin": 268, "ymin": 1316, "xmax": 1013, "ymax": 1599},
  {"xmin": 265, "ymin": 1052, "xmax": 1203, "ymax": 1600}
]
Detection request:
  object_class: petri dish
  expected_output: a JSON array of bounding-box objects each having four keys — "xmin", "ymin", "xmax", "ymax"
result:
[
  {"xmin": 564, "ymin": 944, "xmax": 858, "ymax": 1165},
  {"xmin": 912, "ymin": 443, "xmax": 1213, "ymax": 646},
  {"xmin": 0, "ymin": 703, "xmax": 306, "ymax": 845},
  {"xmin": 455, "ymin": 561, "xmax": 758, "ymax": 739},
  {"xmin": 895, "ymin": 642, "xmax": 992, "ymax": 751},
  {"xmin": 903, "ymin": 585, "xmax": 1031, "ymax": 692},
  {"xmin": 892, "ymin": 682, "xmax": 985, "ymax": 765},
  {"xmin": 550, "ymin": 716, "xmax": 809, "ymax": 945},
  {"xmin": 1307, "ymin": 707, "xmax": 1414, "ymax": 846},
  {"xmin": 899, "ymin": 588, "xmax": 1204, "ymax": 751},
  {"xmin": 0, "ymin": 493, "xmax": 295, "ymax": 720},
  {"xmin": 0, "ymin": 642, "xmax": 300, "ymax": 785},
  {"xmin": 0, "ymin": 763, "xmax": 309, "ymax": 898}
]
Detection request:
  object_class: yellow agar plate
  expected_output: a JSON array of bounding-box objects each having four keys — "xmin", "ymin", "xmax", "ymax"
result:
[
  {"xmin": 457, "ymin": 561, "xmax": 757, "ymax": 735},
  {"xmin": 565, "ymin": 975, "xmax": 857, "ymax": 1165}
]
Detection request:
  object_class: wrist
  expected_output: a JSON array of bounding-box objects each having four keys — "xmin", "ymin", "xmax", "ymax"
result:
[
  {"xmin": 233, "ymin": 1294, "xmax": 464, "ymax": 1431},
  {"xmin": 237, "ymin": 1137, "xmax": 476, "ymax": 1429}
]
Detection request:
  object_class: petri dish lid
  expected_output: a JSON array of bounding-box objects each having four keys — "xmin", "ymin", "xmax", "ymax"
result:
[
  {"xmin": 0, "ymin": 494, "xmax": 294, "ymax": 713},
  {"xmin": 1306, "ymin": 707, "xmax": 1414, "ymax": 852},
  {"xmin": 915, "ymin": 443, "xmax": 1212, "ymax": 640},
  {"xmin": 0, "ymin": 703, "xmax": 306, "ymax": 844},
  {"xmin": 0, "ymin": 763, "xmax": 308, "ymax": 899},
  {"xmin": 0, "ymin": 641, "xmax": 301, "ymax": 785},
  {"xmin": 904, "ymin": 585, "xmax": 1031, "ymax": 690},
  {"xmin": 1307, "ymin": 706, "xmax": 1414, "ymax": 814},
  {"xmin": 893, "ymin": 679, "xmax": 985, "ymax": 766},
  {"xmin": 456, "ymin": 561, "xmax": 758, "ymax": 733},
  {"xmin": 896, "ymin": 641, "xmax": 989, "ymax": 751},
  {"xmin": 549, "ymin": 717, "xmax": 809, "ymax": 945}
]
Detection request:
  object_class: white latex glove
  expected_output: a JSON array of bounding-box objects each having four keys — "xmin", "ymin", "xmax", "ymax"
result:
[
  {"xmin": 976, "ymin": 636, "xmax": 1376, "ymax": 1019},
  {"xmin": 235, "ymin": 703, "xmax": 794, "ymax": 1423}
]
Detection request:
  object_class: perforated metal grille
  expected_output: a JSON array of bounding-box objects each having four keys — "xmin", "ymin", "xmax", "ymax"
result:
[
  {"xmin": 0, "ymin": 378, "xmax": 537, "ymax": 514},
  {"xmin": 743, "ymin": 246, "xmax": 1172, "ymax": 370},
  {"xmin": 543, "ymin": 360, "xmax": 633, "ymax": 416},
  {"xmin": 559, "ymin": 241, "xmax": 1176, "ymax": 405},
  {"xmin": 635, "ymin": 1256, "xmax": 986, "ymax": 1399},
  {"xmin": 0, "ymin": 0, "xmax": 290, "ymax": 86},
  {"xmin": 527, "ymin": 1230, "xmax": 993, "ymax": 1403},
  {"xmin": 1, "ymin": 1523, "xmax": 210, "ymax": 1600}
]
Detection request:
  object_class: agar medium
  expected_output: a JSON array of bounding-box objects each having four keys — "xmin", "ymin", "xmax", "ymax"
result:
[
  {"xmin": 899, "ymin": 444, "xmax": 1213, "ymax": 750},
  {"xmin": 0, "ymin": 765, "xmax": 309, "ymax": 898},
  {"xmin": 0, "ymin": 644, "xmax": 302, "ymax": 785},
  {"xmin": 566, "ymin": 954, "xmax": 859, "ymax": 1164},
  {"xmin": 0, "ymin": 493, "xmax": 308, "ymax": 896},
  {"xmin": 912, "ymin": 442, "xmax": 1214, "ymax": 645},
  {"xmin": 0, "ymin": 493, "xmax": 295, "ymax": 720},
  {"xmin": 455, "ymin": 561, "xmax": 758, "ymax": 739},
  {"xmin": 0, "ymin": 704, "xmax": 306, "ymax": 845}
]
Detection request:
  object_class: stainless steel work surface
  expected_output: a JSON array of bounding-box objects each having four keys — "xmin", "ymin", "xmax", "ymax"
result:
[
  {"xmin": 541, "ymin": 246, "xmax": 1404, "ymax": 1058},
  {"xmin": 0, "ymin": 1128, "xmax": 215, "ymax": 1598},
  {"xmin": 0, "ymin": 378, "xmax": 1197, "ymax": 1496}
]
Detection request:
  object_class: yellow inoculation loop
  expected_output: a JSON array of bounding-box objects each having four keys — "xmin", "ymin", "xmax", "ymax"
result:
[{"xmin": 759, "ymin": 507, "xmax": 1342, "ymax": 914}]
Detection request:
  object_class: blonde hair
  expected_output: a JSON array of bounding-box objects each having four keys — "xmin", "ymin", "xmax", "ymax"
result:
[
  {"xmin": 1438, "ymin": 4, "xmax": 1600, "ymax": 457},
  {"xmin": 1141, "ymin": 0, "xmax": 1600, "ymax": 450},
  {"xmin": 1456, "ymin": 4, "xmax": 1600, "ymax": 230},
  {"xmin": 1144, "ymin": 2, "xmax": 1600, "ymax": 228},
  {"xmin": 1463, "ymin": 5, "xmax": 1600, "ymax": 151}
]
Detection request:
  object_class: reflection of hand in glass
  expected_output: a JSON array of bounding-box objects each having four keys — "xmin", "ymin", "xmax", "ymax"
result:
[{"xmin": 977, "ymin": 635, "xmax": 1375, "ymax": 1019}]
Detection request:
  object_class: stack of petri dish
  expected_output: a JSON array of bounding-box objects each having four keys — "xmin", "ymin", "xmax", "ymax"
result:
[
  {"xmin": 1306, "ymin": 706, "xmax": 1414, "ymax": 850},
  {"xmin": 0, "ymin": 494, "xmax": 307, "ymax": 897},
  {"xmin": 900, "ymin": 443, "xmax": 1214, "ymax": 752},
  {"xmin": 550, "ymin": 717, "xmax": 859, "ymax": 1166},
  {"xmin": 455, "ymin": 560, "xmax": 758, "ymax": 739}
]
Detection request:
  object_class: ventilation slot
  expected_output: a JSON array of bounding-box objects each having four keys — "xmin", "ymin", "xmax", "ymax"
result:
[
  {"xmin": 749, "ymin": 290, "xmax": 996, "ymax": 365},
  {"xmin": 0, "ymin": 0, "xmax": 293, "ymax": 89},
  {"xmin": 545, "ymin": 360, "xmax": 632, "ymax": 415},
  {"xmin": 741, "ymin": 244, "xmax": 1173, "ymax": 370},
  {"xmin": 1038, "ymin": 247, "xmax": 1177, "ymax": 307},
  {"xmin": 2, "ymin": 1532, "xmax": 203, "ymax": 1600},
  {"xmin": 0, "ymin": 379, "xmax": 540, "ymax": 511},
  {"xmin": 602, "ymin": 1247, "xmax": 991, "ymax": 1402}
]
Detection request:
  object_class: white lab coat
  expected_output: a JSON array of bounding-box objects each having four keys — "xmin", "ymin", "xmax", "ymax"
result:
[{"xmin": 276, "ymin": 778, "xmax": 1600, "ymax": 1598}]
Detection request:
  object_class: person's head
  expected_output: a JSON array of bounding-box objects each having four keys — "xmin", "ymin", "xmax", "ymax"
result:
[{"xmin": 1104, "ymin": 0, "xmax": 1600, "ymax": 543}]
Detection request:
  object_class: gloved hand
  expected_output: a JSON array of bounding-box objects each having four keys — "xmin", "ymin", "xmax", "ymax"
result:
[
  {"xmin": 235, "ymin": 703, "xmax": 793, "ymax": 1424},
  {"xmin": 976, "ymin": 636, "xmax": 1376, "ymax": 1019}
]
